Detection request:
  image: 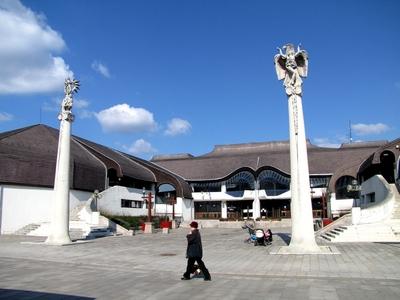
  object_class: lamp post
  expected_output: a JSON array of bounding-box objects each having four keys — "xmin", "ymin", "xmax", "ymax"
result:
[{"xmin": 92, "ymin": 189, "xmax": 101, "ymax": 212}]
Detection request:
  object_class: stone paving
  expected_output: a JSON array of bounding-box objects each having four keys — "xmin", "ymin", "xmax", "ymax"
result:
[{"xmin": 1, "ymin": 227, "xmax": 400, "ymax": 299}]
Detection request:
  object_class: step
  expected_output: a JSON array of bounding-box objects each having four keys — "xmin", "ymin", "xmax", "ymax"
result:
[
  {"xmin": 325, "ymin": 232, "xmax": 337, "ymax": 238},
  {"xmin": 14, "ymin": 223, "xmax": 41, "ymax": 235},
  {"xmin": 320, "ymin": 235, "xmax": 332, "ymax": 241},
  {"xmin": 69, "ymin": 228, "xmax": 85, "ymax": 241}
]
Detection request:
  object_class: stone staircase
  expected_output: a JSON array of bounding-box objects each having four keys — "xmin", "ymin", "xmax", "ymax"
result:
[
  {"xmin": 14, "ymin": 223, "xmax": 41, "ymax": 235},
  {"xmin": 317, "ymin": 179, "xmax": 400, "ymax": 243},
  {"xmin": 319, "ymin": 226, "xmax": 348, "ymax": 242},
  {"xmin": 321, "ymin": 222, "xmax": 400, "ymax": 242},
  {"xmin": 15, "ymin": 201, "xmax": 116, "ymax": 239},
  {"xmin": 69, "ymin": 228, "xmax": 85, "ymax": 240}
]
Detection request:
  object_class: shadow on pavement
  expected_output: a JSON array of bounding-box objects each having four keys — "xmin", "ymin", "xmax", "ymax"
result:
[
  {"xmin": 275, "ymin": 232, "xmax": 291, "ymax": 245},
  {"xmin": 0, "ymin": 288, "xmax": 94, "ymax": 300}
]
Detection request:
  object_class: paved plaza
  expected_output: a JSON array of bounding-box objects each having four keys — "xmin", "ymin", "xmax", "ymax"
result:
[{"xmin": 1, "ymin": 227, "xmax": 400, "ymax": 299}]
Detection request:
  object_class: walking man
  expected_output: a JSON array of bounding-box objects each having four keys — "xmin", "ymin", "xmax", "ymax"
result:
[{"xmin": 181, "ymin": 221, "xmax": 211, "ymax": 281}]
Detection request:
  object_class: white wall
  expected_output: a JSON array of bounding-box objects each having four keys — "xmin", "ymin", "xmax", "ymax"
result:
[
  {"xmin": 181, "ymin": 198, "xmax": 194, "ymax": 222},
  {"xmin": 154, "ymin": 197, "xmax": 183, "ymax": 217},
  {"xmin": 329, "ymin": 192, "xmax": 354, "ymax": 218},
  {"xmin": 355, "ymin": 175, "xmax": 395, "ymax": 224},
  {"xmin": 0, "ymin": 185, "xmax": 91, "ymax": 234},
  {"xmin": 97, "ymin": 185, "xmax": 149, "ymax": 216}
]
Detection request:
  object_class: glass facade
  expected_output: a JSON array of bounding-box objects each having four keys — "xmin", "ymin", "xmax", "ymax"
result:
[{"xmin": 258, "ymin": 169, "xmax": 290, "ymax": 196}]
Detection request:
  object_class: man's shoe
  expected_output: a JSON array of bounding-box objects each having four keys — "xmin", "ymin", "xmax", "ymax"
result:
[
  {"xmin": 181, "ymin": 277, "xmax": 190, "ymax": 280},
  {"xmin": 204, "ymin": 278, "xmax": 211, "ymax": 281}
]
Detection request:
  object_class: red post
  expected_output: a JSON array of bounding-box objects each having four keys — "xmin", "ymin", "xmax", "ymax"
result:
[
  {"xmin": 147, "ymin": 192, "xmax": 152, "ymax": 222},
  {"xmin": 321, "ymin": 192, "xmax": 326, "ymax": 219},
  {"xmin": 172, "ymin": 196, "xmax": 176, "ymax": 220}
]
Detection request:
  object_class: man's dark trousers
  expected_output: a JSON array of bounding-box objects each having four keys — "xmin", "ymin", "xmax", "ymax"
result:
[{"xmin": 183, "ymin": 257, "xmax": 211, "ymax": 280}]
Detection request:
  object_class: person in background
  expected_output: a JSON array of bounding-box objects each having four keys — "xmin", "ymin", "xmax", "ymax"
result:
[{"xmin": 181, "ymin": 221, "xmax": 211, "ymax": 281}]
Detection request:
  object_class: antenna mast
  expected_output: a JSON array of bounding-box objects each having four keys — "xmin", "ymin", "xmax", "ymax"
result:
[{"xmin": 349, "ymin": 120, "xmax": 353, "ymax": 143}]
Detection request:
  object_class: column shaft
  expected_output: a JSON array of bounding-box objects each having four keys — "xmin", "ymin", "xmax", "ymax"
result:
[
  {"xmin": 46, "ymin": 120, "xmax": 72, "ymax": 244},
  {"xmin": 288, "ymin": 95, "xmax": 319, "ymax": 251}
]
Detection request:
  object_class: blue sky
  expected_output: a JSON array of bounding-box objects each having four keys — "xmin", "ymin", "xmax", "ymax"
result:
[{"xmin": 0, "ymin": 0, "xmax": 399, "ymax": 159}]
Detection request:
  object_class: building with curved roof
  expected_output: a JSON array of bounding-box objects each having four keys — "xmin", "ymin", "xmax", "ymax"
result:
[
  {"xmin": 1, "ymin": 124, "xmax": 399, "ymax": 234},
  {"xmin": 152, "ymin": 139, "xmax": 400, "ymax": 220},
  {"xmin": 0, "ymin": 124, "xmax": 192, "ymax": 234}
]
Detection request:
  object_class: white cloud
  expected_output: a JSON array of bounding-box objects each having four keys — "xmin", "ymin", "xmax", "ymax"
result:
[
  {"xmin": 126, "ymin": 139, "xmax": 156, "ymax": 156},
  {"xmin": 42, "ymin": 97, "xmax": 60, "ymax": 112},
  {"xmin": 0, "ymin": 0, "xmax": 73, "ymax": 94},
  {"xmin": 95, "ymin": 103, "xmax": 157, "ymax": 133},
  {"xmin": 74, "ymin": 99, "xmax": 90, "ymax": 109},
  {"xmin": 77, "ymin": 109, "xmax": 94, "ymax": 119},
  {"xmin": 164, "ymin": 118, "xmax": 191, "ymax": 136},
  {"xmin": 313, "ymin": 138, "xmax": 341, "ymax": 148},
  {"xmin": 91, "ymin": 61, "xmax": 110, "ymax": 78},
  {"xmin": 0, "ymin": 112, "xmax": 13, "ymax": 122},
  {"xmin": 351, "ymin": 123, "xmax": 390, "ymax": 136}
]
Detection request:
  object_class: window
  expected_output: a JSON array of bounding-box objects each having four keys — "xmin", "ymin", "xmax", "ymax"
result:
[
  {"xmin": 192, "ymin": 181, "xmax": 222, "ymax": 193},
  {"xmin": 310, "ymin": 176, "xmax": 330, "ymax": 188},
  {"xmin": 121, "ymin": 199, "xmax": 143, "ymax": 208},
  {"xmin": 366, "ymin": 193, "xmax": 375, "ymax": 204},
  {"xmin": 335, "ymin": 176, "xmax": 358, "ymax": 199},
  {"xmin": 225, "ymin": 171, "xmax": 255, "ymax": 191},
  {"xmin": 258, "ymin": 169, "xmax": 290, "ymax": 196}
]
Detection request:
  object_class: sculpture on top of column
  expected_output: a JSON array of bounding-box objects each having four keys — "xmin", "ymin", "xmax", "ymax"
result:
[
  {"xmin": 274, "ymin": 44, "xmax": 308, "ymax": 96},
  {"xmin": 58, "ymin": 78, "xmax": 80, "ymax": 122}
]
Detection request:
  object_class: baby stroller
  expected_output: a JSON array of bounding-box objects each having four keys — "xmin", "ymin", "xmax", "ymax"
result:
[
  {"xmin": 253, "ymin": 228, "xmax": 272, "ymax": 246},
  {"xmin": 265, "ymin": 229, "xmax": 273, "ymax": 243},
  {"xmin": 242, "ymin": 222, "xmax": 257, "ymax": 244},
  {"xmin": 242, "ymin": 222, "xmax": 273, "ymax": 246}
]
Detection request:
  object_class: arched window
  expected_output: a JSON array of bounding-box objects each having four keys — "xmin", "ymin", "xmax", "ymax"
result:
[
  {"xmin": 258, "ymin": 169, "xmax": 290, "ymax": 196},
  {"xmin": 156, "ymin": 183, "xmax": 176, "ymax": 204},
  {"xmin": 335, "ymin": 176, "xmax": 357, "ymax": 199},
  {"xmin": 380, "ymin": 151, "xmax": 395, "ymax": 184},
  {"xmin": 192, "ymin": 181, "xmax": 222, "ymax": 193},
  {"xmin": 225, "ymin": 171, "xmax": 255, "ymax": 191},
  {"xmin": 107, "ymin": 168, "xmax": 118, "ymax": 187}
]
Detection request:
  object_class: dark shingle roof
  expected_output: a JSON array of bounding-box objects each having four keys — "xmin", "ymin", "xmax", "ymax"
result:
[
  {"xmin": 0, "ymin": 124, "xmax": 192, "ymax": 197},
  {"xmin": 0, "ymin": 124, "xmax": 105, "ymax": 191},
  {"xmin": 152, "ymin": 140, "xmax": 387, "ymax": 181}
]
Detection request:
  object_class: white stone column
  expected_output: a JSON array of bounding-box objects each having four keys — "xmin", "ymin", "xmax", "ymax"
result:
[
  {"xmin": 272, "ymin": 44, "xmax": 333, "ymax": 254},
  {"xmin": 221, "ymin": 200, "xmax": 227, "ymax": 219},
  {"xmin": 252, "ymin": 180, "xmax": 261, "ymax": 220},
  {"xmin": 288, "ymin": 95, "xmax": 319, "ymax": 252},
  {"xmin": 221, "ymin": 183, "xmax": 227, "ymax": 193},
  {"xmin": 46, "ymin": 79, "xmax": 79, "ymax": 245}
]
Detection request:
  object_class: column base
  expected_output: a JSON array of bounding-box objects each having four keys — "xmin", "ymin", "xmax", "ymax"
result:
[
  {"xmin": 171, "ymin": 220, "xmax": 177, "ymax": 229},
  {"xmin": 269, "ymin": 245, "xmax": 340, "ymax": 255},
  {"xmin": 144, "ymin": 222, "xmax": 153, "ymax": 234},
  {"xmin": 45, "ymin": 235, "xmax": 73, "ymax": 246}
]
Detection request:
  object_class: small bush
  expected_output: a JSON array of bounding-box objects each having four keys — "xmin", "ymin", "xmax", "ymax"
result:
[
  {"xmin": 100, "ymin": 213, "xmax": 174, "ymax": 230},
  {"xmin": 101, "ymin": 213, "xmax": 147, "ymax": 230}
]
